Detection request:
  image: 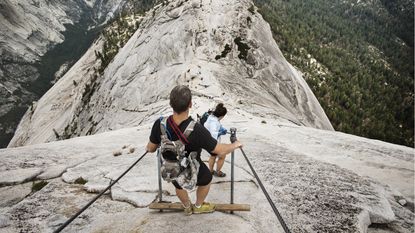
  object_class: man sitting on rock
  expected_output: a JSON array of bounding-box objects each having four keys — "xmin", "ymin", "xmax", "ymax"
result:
[{"xmin": 146, "ymin": 85, "xmax": 242, "ymax": 215}]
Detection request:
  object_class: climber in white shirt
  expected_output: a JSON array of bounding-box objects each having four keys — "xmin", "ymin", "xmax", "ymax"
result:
[{"xmin": 203, "ymin": 103, "xmax": 228, "ymax": 177}]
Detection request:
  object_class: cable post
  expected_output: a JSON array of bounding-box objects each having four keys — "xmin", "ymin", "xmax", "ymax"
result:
[
  {"xmin": 157, "ymin": 149, "xmax": 163, "ymax": 202},
  {"xmin": 229, "ymin": 127, "xmax": 237, "ymax": 214}
]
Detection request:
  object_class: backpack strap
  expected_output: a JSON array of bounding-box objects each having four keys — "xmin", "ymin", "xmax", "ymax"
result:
[
  {"xmin": 168, "ymin": 116, "xmax": 190, "ymax": 145},
  {"xmin": 159, "ymin": 117, "xmax": 172, "ymax": 140},
  {"xmin": 161, "ymin": 116, "xmax": 196, "ymax": 144},
  {"xmin": 183, "ymin": 120, "xmax": 196, "ymax": 138}
]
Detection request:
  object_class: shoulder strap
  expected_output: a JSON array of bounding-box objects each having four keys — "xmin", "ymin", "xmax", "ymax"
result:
[
  {"xmin": 183, "ymin": 120, "xmax": 196, "ymax": 138},
  {"xmin": 168, "ymin": 116, "xmax": 190, "ymax": 145},
  {"xmin": 159, "ymin": 117, "xmax": 169, "ymax": 137}
]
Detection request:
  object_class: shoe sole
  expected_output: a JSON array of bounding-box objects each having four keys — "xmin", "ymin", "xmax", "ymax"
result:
[
  {"xmin": 193, "ymin": 208, "xmax": 216, "ymax": 214},
  {"xmin": 193, "ymin": 210, "xmax": 215, "ymax": 214}
]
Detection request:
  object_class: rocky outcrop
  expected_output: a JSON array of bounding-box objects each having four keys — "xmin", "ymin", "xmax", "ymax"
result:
[
  {"xmin": 0, "ymin": 115, "xmax": 413, "ymax": 232},
  {"xmin": 9, "ymin": 0, "xmax": 333, "ymax": 148}
]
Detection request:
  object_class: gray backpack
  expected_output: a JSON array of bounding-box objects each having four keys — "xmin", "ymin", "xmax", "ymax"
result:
[{"xmin": 159, "ymin": 117, "xmax": 200, "ymax": 190}]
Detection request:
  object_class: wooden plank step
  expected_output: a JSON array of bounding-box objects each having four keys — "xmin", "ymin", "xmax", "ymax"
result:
[{"xmin": 149, "ymin": 202, "xmax": 250, "ymax": 211}]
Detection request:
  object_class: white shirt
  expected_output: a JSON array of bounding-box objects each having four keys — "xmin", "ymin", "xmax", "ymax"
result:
[{"xmin": 204, "ymin": 115, "xmax": 222, "ymax": 140}]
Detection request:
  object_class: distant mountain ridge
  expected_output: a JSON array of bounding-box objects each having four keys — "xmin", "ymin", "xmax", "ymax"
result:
[{"xmin": 0, "ymin": 0, "xmax": 156, "ymax": 147}]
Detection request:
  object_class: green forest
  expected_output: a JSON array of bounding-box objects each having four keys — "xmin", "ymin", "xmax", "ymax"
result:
[{"xmin": 253, "ymin": 0, "xmax": 414, "ymax": 147}]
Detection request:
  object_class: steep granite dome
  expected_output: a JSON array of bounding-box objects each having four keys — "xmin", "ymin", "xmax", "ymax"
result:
[{"xmin": 9, "ymin": 0, "xmax": 333, "ymax": 147}]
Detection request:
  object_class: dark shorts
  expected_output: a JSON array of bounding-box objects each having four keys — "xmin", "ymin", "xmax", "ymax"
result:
[{"xmin": 172, "ymin": 161, "xmax": 212, "ymax": 189}]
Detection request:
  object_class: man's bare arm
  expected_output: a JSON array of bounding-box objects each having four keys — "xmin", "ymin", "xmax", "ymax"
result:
[
  {"xmin": 146, "ymin": 142, "xmax": 158, "ymax": 152},
  {"xmin": 212, "ymin": 141, "xmax": 242, "ymax": 155}
]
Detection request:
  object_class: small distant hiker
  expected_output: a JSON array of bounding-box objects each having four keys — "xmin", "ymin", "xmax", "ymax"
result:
[
  {"xmin": 146, "ymin": 85, "xmax": 242, "ymax": 215},
  {"xmin": 203, "ymin": 103, "xmax": 229, "ymax": 177}
]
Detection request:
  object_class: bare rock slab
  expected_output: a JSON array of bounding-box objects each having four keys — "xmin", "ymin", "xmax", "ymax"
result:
[
  {"xmin": 0, "ymin": 168, "xmax": 43, "ymax": 186},
  {"xmin": 111, "ymin": 185, "xmax": 156, "ymax": 207},
  {"xmin": 0, "ymin": 183, "xmax": 32, "ymax": 208}
]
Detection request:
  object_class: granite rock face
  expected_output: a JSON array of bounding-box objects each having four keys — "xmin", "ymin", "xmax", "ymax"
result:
[
  {"xmin": 0, "ymin": 0, "xmax": 134, "ymax": 147},
  {"xmin": 9, "ymin": 0, "xmax": 333, "ymax": 148},
  {"xmin": 0, "ymin": 121, "xmax": 413, "ymax": 232}
]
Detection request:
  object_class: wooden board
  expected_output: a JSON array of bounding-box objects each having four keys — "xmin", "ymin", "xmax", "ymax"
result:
[{"xmin": 149, "ymin": 202, "xmax": 250, "ymax": 211}]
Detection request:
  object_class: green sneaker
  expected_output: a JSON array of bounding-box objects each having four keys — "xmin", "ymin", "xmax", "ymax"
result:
[
  {"xmin": 193, "ymin": 202, "xmax": 216, "ymax": 214},
  {"xmin": 184, "ymin": 204, "xmax": 193, "ymax": 216}
]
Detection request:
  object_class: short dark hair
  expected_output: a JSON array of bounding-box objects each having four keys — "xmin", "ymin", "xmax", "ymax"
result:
[
  {"xmin": 170, "ymin": 85, "xmax": 192, "ymax": 114},
  {"xmin": 213, "ymin": 103, "xmax": 227, "ymax": 117}
]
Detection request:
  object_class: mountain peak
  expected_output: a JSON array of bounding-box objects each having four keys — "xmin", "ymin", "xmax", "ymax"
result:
[{"xmin": 9, "ymin": 0, "xmax": 332, "ymax": 147}]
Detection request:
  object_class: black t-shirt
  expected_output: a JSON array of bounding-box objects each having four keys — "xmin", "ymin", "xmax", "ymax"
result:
[{"xmin": 149, "ymin": 116, "xmax": 217, "ymax": 161}]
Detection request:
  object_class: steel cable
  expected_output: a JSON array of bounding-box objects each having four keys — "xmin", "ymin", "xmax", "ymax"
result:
[
  {"xmin": 239, "ymin": 147, "xmax": 291, "ymax": 233},
  {"xmin": 53, "ymin": 150, "xmax": 149, "ymax": 233}
]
